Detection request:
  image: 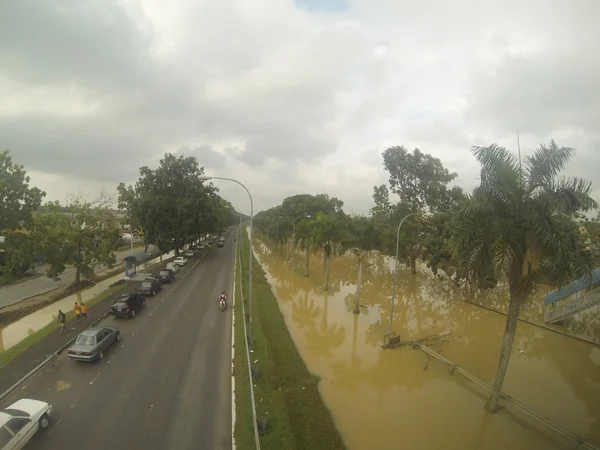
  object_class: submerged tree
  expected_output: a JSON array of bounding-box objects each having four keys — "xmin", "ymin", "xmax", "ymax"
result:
[{"xmin": 451, "ymin": 140, "xmax": 597, "ymax": 412}]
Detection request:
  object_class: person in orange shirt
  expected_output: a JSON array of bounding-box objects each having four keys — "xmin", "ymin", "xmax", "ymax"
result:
[
  {"xmin": 74, "ymin": 302, "xmax": 81, "ymax": 323},
  {"xmin": 81, "ymin": 302, "xmax": 89, "ymax": 321}
]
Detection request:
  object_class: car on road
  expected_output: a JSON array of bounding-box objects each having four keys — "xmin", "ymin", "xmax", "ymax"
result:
[
  {"xmin": 166, "ymin": 262, "xmax": 179, "ymax": 273},
  {"xmin": 137, "ymin": 278, "xmax": 162, "ymax": 296},
  {"xmin": 198, "ymin": 243, "xmax": 206, "ymax": 250},
  {"xmin": 185, "ymin": 249, "xmax": 195, "ymax": 258},
  {"xmin": 111, "ymin": 292, "xmax": 146, "ymax": 318},
  {"xmin": 0, "ymin": 398, "xmax": 53, "ymax": 449},
  {"xmin": 67, "ymin": 327, "xmax": 120, "ymax": 361},
  {"xmin": 173, "ymin": 256, "xmax": 187, "ymax": 266},
  {"xmin": 157, "ymin": 269, "xmax": 176, "ymax": 283}
]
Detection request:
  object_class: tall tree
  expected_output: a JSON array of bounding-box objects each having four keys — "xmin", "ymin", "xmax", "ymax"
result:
[
  {"xmin": 117, "ymin": 153, "xmax": 227, "ymax": 254},
  {"xmin": 374, "ymin": 146, "xmax": 461, "ymax": 274},
  {"xmin": 347, "ymin": 215, "xmax": 380, "ymax": 314},
  {"xmin": 312, "ymin": 212, "xmax": 347, "ymax": 291},
  {"xmin": 34, "ymin": 198, "xmax": 121, "ymax": 285},
  {"xmin": 0, "ymin": 150, "xmax": 46, "ymax": 230},
  {"xmin": 451, "ymin": 140, "xmax": 597, "ymax": 412}
]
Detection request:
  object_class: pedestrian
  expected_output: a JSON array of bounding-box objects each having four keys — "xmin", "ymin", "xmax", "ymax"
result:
[
  {"xmin": 81, "ymin": 302, "xmax": 89, "ymax": 321},
  {"xmin": 74, "ymin": 302, "xmax": 81, "ymax": 323},
  {"xmin": 58, "ymin": 309, "xmax": 66, "ymax": 335}
]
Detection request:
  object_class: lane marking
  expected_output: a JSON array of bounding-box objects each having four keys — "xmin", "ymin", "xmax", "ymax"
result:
[
  {"xmin": 70, "ymin": 397, "xmax": 80, "ymax": 409},
  {"xmin": 89, "ymin": 372, "xmax": 101, "ymax": 385},
  {"xmin": 48, "ymin": 419, "xmax": 62, "ymax": 435}
]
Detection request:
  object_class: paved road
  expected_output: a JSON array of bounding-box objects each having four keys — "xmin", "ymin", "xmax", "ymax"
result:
[
  {"xmin": 1, "ymin": 239, "xmax": 235, "ymax": 450},
  {"xmin": 0, "ymin": 246, "xmax": 157, "ymax": 309}
]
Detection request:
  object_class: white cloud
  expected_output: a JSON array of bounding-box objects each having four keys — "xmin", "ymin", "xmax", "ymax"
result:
[{"xmin": 2, "ymin": 0, "xmax": 599, "ymax": 216}]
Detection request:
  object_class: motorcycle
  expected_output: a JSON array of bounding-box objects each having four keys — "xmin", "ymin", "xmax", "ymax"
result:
[{"xmin": 219, "ymin": 295, "xmax": 227, "ymax": 311}]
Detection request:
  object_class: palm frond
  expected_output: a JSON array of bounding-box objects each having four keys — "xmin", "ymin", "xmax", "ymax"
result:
[{"xmin": 526, "ymin": 141, "xmax": 574, "ymax": 193}]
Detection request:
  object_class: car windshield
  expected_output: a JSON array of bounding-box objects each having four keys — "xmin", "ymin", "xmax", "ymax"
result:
[
  {"xmin": 160, "ymin": 271, "xmax": 170, "ymax": 276},
  {"xmin": 141, "ymin": 282, "xmax": 152, "ymax": 288},
  {"xmin": 76, "ymin": 335, "xmax": 95, "ymax": 346}
]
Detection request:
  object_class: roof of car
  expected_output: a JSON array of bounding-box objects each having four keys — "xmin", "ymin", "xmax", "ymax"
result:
[{"xmin": 79, "ymin": 328, "xmax": 102, "ymax": 336}]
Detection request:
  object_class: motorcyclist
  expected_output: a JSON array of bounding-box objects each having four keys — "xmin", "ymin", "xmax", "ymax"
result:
[{"xmin": 219, "ymin": 290, "xmax": 227, "ymax": 307}]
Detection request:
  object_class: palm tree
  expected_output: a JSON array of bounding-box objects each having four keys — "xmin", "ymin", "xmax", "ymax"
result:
[
  {"xmin": 296, "ymin": 220, "xmax": 314, "ymax": 277},
  {"xmin": 451, "ymin": 140, "xmax": 597, "ymax": 412},
  {"xmin": 346, "ymin": 215, "xmax": 379, "ymax": 314},
  {"xmin": 312, "ymin": 212, "xmax": 346, "ymax": 290}
]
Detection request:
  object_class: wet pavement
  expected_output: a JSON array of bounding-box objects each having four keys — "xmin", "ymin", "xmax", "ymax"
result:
[
  {"xmin": 0, "ymin": 250, "xmax": 175, "ymax": 352},
  {"xmin": 0, "ymin": 241, "xmax": 235, "ymax": 450},
  {"xmin": 254, "ymin": 241, "xmax": 600, "ymax": 450}
]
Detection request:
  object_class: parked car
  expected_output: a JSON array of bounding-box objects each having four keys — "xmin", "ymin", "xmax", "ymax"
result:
[
  {"xmin": 157, "ymin": 269, "xmax": 175, "ymax": 283},
  {"xmin": 217, "ymin": 241, "xmax": 224, "ymax": 247},
  {"xmin": 166, "ymin": 262, "xmax": 179, "ymax": 273},
  {"xmin": 67, "ymin": 327, "xmax": 120, "ymax": 361},
  {"xmin": 198, "ymin": 243, "xmax": 206, "ymax": 250},
  {"xmin": 184, "ymin": 250, "xmax": 195, "ymax": 258},
  {"xmin": 111, "ymin": 292, "xmax": 146, "ymax": 318},
  {"xmin": 173, "ymin": 256, "xmax": 187, "ymax": 266},
  {"xmin": 137, "ymin": 278, "xmax": 162, "ymax": 296},
  {"xmin": 0, "ymin": 399, "xmax": 53, "ymax": 449}
]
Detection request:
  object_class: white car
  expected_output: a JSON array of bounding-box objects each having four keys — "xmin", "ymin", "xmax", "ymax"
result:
[
  {"xmin": 173, "ymin": 257, "xmax": 187, "ymax": 266},
  {"xmin": 0, "ymin": 398, "xmax": 52, "ymax": 449},
  {"xmin": 166, "ymin": 262, "xmax": 179, "ymax": 273},
  {"xmin": 184, "ymin": 250, "xmax": 195, "ymax": 258}
]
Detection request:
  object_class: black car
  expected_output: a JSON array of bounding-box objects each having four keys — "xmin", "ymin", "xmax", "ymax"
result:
[
  {"xmin": 157, "ymin": 269, "xmax": 175, "ymax": 284},
  {"xmin": 111, "ymin": 293, "xmax": 146, "ymax": 318},
  {"xmin": 137, "ymin": 278, "xmax": 162, "ymax": 296}
]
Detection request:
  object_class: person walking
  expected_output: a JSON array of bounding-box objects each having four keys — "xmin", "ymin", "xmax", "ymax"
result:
[
  {"xmin": 58, "ymin": 309, "xmax": 67, "ymax": 335},
  {"xmin": 74, "ymin": 302, "xmax": 82, "ymax": 323},
  {"xmin": 81, "ymin": 302, "xmax": 89, "ymax": 321}
]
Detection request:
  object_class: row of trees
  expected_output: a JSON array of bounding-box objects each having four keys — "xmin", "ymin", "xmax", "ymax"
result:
[
  {"xmin": 254, "ymin": 140, "xmax": 599, "ymax": 413},
  {"xmin": 0, "ymin": 150, "xmax": 238, "ymax": 287}
]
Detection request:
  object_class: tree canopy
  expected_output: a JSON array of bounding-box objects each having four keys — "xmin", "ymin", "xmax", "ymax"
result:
[{"xmin": 117, "ymin": 153, "xmax": 237, "ymax": 253}]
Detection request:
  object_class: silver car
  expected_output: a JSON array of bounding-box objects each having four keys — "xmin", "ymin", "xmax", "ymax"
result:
[{"xmin": 67, "ymin": 327, "xmax": 120, "ymax": 361}]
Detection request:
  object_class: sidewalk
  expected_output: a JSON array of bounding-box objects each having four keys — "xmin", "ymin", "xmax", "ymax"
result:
[
  {"xmin": 0, "ymin": 259, "xmax": 166, "ymax": 395},
  {"xmin": 0, "ymin": 246, "xmax": 157, "ymax": 309}
]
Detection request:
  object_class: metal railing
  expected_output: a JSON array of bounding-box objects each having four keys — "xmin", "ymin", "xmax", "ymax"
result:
[{"xmin": 545, "ymin": 286, "xmax": 600, "ymax": 324}]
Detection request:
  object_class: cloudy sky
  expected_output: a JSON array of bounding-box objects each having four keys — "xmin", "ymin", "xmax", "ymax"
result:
[{"xmin": 1, "ymin": 0, "xmax": 599, "ymax": 215}]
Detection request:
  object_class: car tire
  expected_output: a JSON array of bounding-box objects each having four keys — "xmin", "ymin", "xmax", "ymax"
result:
[
  {"xmin": 98, "ymin": 351, "xmax": 104, "ymax": 360},
  {"xmin": 116, "ymin": 333, "xmax": 120, "ymax": 341},
  {"xmin": 142, "ymin": 299, "xmax": 147, "ymax": 307},
  {"xmin": 151, "ymin": 290, "xmax": 155, "ymax": 296},
  {"xmin": 39, "ymin": 414, "xmax": 50, "ymax": 430},
  {"xmin": 131, "ymin": 310, "xmax": 136, "ymax": 318}
]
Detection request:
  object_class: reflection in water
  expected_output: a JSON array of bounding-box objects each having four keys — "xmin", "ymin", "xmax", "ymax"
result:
[
  {"xmin": 255, "ymin": 241, "xmax": 600, "ymax": 450},
  {"xmin": 0, "ymin": 251, "xmax": 176, "ymax": 352}
]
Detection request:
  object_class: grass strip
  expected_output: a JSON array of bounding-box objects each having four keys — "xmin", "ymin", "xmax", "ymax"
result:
[
  {"xmin": 233, "ymin": 228, "xmax": 345, "ymax": 450},
  {"xmin": 0, "ymin": 284, "xmax": 126, "ymax": 369}
]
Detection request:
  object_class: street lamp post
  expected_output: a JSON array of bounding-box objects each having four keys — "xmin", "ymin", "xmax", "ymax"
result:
[
  {"xmin": 291, "ymin": 214, "xmax": 311, "ymax": 268},
  {"xmin": 200, "ymin": 175, "xmax": 255, "ymax": 346},
  {"xmin": 386, "ymin": 212, "xmax": 424, "ymax": 339}
]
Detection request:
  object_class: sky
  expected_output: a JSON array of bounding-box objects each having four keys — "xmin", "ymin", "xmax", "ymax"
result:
[{"xmin": 1, "ymin": 0, "xmax": 599, "ymax": 216}]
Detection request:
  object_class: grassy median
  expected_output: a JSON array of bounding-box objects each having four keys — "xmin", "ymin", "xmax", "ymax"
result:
[{"xmin": 233, "ymin": 229, "xmax": 345, "ymax": 450}]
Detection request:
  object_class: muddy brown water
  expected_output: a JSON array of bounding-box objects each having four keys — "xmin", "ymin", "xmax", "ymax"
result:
[{"xmin": 254, "ymin": 241, "xmax": 600, "ymax": 450}]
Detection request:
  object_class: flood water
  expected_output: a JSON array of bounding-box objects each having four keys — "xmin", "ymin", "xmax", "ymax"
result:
[
  {"xmin": 0, "ymin": 251, "xmax": 175, "ymax": 352},
  {"xmin": 253, "ymin": 241, "xmax": 600, "ymax": 450}
]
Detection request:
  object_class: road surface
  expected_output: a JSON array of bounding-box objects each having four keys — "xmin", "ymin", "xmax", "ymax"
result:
[
  {"xmin": 1, "ymin": 240, "xmax": 235, "ymax": 450},
  {"xmin": 0, "ymin": 246, "xmax": 157, "ymax": 309}
]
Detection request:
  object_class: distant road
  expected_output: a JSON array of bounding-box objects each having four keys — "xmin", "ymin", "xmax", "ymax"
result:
[
  {"xmin": 1, "ymin": 237, "xmax": 235, "ymax": 449},
  {"xmin": 0, "ymin": 246, "xmax": 157, "ymax": 309}
]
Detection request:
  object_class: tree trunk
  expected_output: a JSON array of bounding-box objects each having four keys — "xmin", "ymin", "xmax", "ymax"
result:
[
  {"xmin": 75, "ymin": 266, "xmax": 81, "ymax": 285},
  {"xmin": 304, "ymin": 246, "xmax": 310, "ymax": 277},
  {"xmin": 353, "ymin": 253, "xmax": 363, "ymax": 314},
  {"xmin": 324, "ymin": 253, "xmax": 331, "ymax": 291},
  {"xmin": 410, "ymin": 255, "xmax": 417, "ymax": 275},
  {"xmin": 485, "ymin": 289, "xmax": 526, "ymax": 412}
]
